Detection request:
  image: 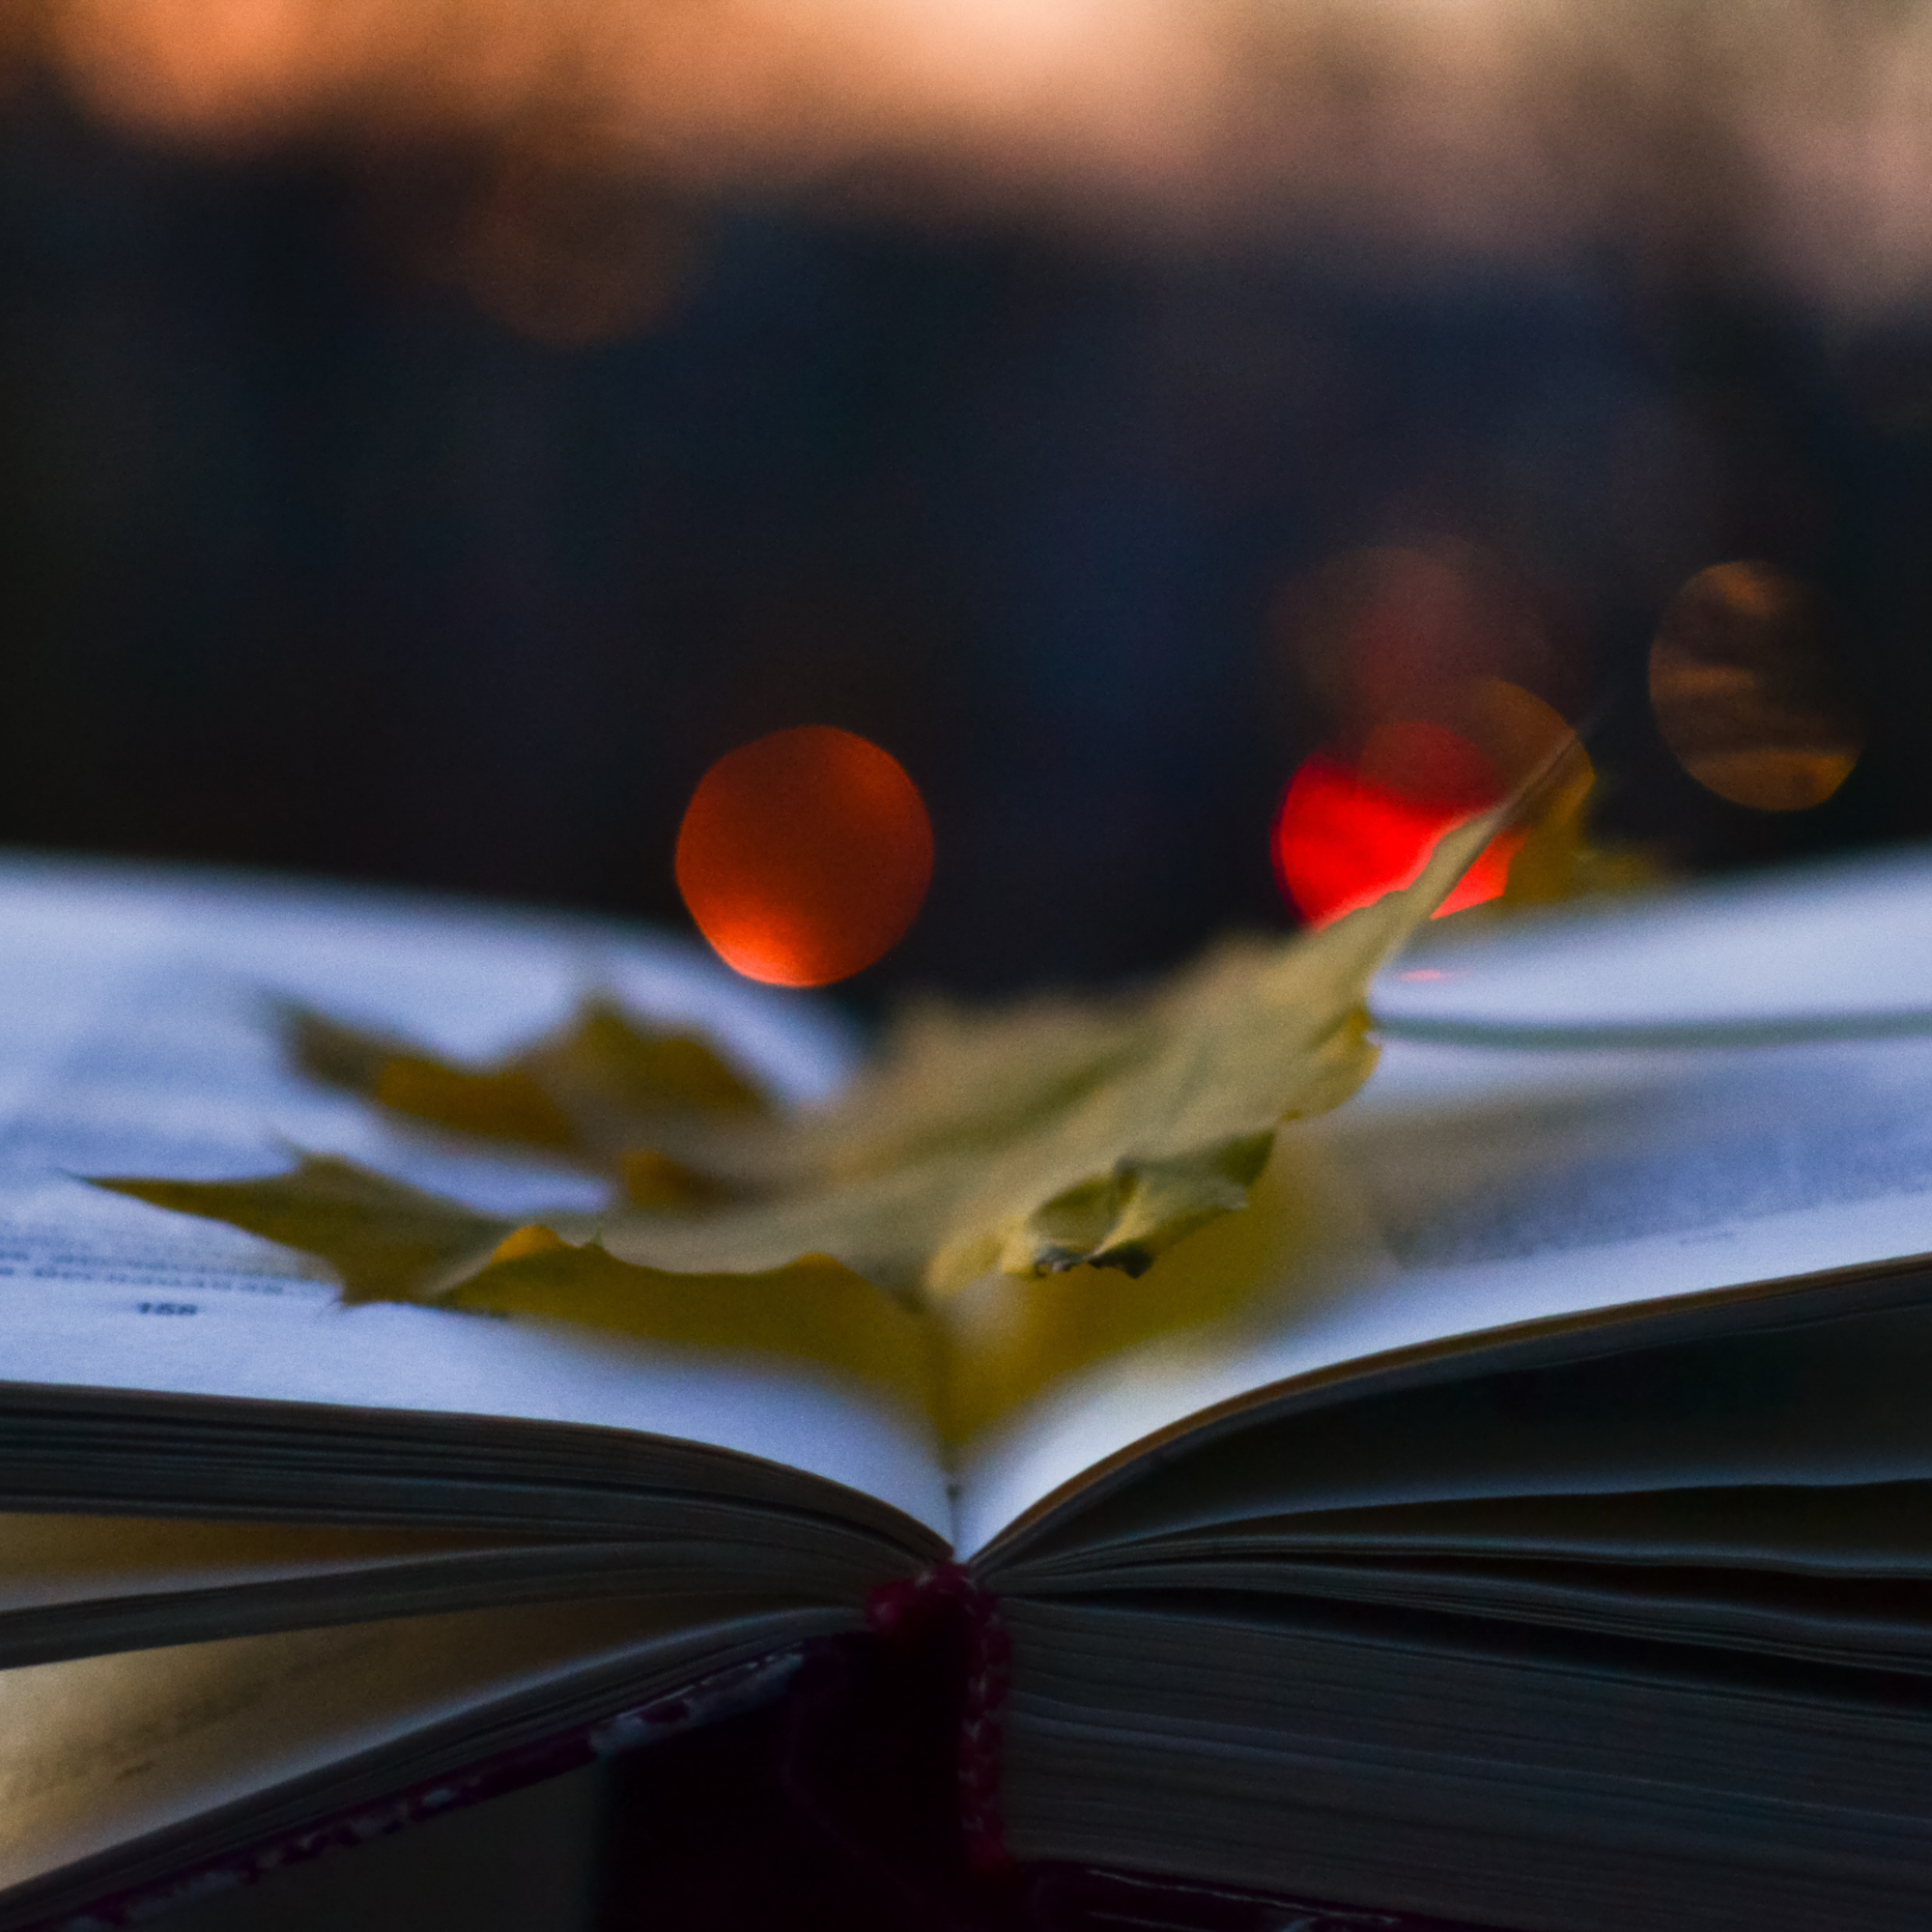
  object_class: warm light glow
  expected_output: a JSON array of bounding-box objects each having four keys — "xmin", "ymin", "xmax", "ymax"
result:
[
  {"xmin": 675, "ymin": 724, "xmax": 934, "ymax": 987},
  {"xmin": 34, "ymin": 0, "xmax": 1932, "ymax": 306},
  {"xmin": 1649, "ymin": 561, "xmax": 1862, "ymax": 812},
  {"xmin": 1271, "ymin": 720, "xmax": 1521, "ymax": 929}
]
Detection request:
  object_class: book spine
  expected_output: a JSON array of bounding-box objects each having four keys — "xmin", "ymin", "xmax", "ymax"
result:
[{"xmin": 867, "ymin": 1560, "xmax": 1012, "ymax": 1873}]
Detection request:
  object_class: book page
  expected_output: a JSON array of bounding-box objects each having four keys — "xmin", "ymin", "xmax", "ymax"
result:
[
  {"xmin": 0, "ymin": 860, "xmax": 949, "ymax": 1537},
  {"xmin": 958, "ymin": 980, "xmax": 1932, "ymax": 1556},
  {"xmin": 1371, "ymin": 840, "xmax": 1932, "ymax": 1038},
  {"xmin": 987, "ymin": 1293, "xmax": 1932, "ymax": 1581},
  {"xmin": 0, "ymin": 1514, "xmax": 521, "ymax": 1614}
]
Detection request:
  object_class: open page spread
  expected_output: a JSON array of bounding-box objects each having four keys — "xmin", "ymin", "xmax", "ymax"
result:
[
  {"xmin": 13, "ymin": 846, "xmax": 1932, "ymax": 1568},
  {"xmin": 0, "ymin": 859, "xmax": 949, "ymax": 1537},
  {"xmin": 958, "ymin": 851, "xmax": 1932, "ymax": 1557}
]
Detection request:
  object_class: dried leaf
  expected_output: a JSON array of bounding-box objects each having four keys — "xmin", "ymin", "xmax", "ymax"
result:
[
  {"xmin": 96, "ymin": 1156, "xmax": 514, "ymax": 1305},
  {"xmin": 522, "ymin": 996, "xmax": 767, "ymax": 1117},
  {"xmin": 372, "ymin": 1058, "xmax": 578, "ymax": 1149},
  {"xmin": 447, "ymin": 1228, "xmax": 931, "ymax": 1407},
  {"xmin": 592, "ymin": 805, "xmax": 1503, "ymax": 1300},
  {"xmin": 1017, "ymin": 1128, "xmax": 1278, "ymax": 1278},
  {"xmin": 285, "ymin": 995, "xmax": 767, "ymax": 1164},
  {"xmin": 616, "ymin": 1149, "xmax": 735, "ymax": 1208},
  {"xmin": 928, "ymin": 1131, "xmax": 1350, "ymax": 1443}
]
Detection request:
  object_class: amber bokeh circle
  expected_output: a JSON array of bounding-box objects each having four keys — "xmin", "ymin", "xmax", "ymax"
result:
[
  {"xmin": 675, "ymin": 725, "xmax": 934, "ymax": 987},
  {"xmin": 1649, "ymin": 562, "xmax": 1862, "ymax": 811}
]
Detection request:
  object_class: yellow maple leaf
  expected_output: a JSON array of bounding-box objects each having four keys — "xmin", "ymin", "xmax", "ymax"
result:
[
  {"xmin": 582, "ymin": 802, "xmax": 1499, "ymax": 1302},
  {"xmin": 100, "ymin": 786, "xmax": 1536, "ymax": 1441},
  {"xmin": 286, "ymin": 994, "xmax": 766, "ymax": 1178},
  {"xmin": 449, "ymin": 1227, "xmax": 931, "ymax": 1408},
  {"xmin": 98, "ymin": 1156, "xmax": 512, "ymax": 1305}
]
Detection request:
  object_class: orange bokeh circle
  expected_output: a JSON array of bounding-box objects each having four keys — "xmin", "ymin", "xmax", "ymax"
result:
[{"xmin": 674, "ymin": 724, "xmax": 934, "ymax": 987}]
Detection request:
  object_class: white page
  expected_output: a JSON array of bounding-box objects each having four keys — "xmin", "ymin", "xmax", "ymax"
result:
[
  {"xmin": 957, "ymin": 960, "xmax": 1932, "ymax": 1556},
  {"xmin": 1371, "ymin": 841, "xmax": 1932, "ymax": 1038},
  {"xmin": 0, "ymin": 859, "xmax": 949, "ymax": 1536}
]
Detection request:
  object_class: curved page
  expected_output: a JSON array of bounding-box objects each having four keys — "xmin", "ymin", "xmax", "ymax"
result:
[{"xmin": 959, "ymin": 914, "xmax": 1932, "ymax": 1556}]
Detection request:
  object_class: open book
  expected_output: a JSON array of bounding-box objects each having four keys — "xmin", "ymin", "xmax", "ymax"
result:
[{"xmin": 5, "ymin": 849, "xmax": 1932, "ymax": 1932}]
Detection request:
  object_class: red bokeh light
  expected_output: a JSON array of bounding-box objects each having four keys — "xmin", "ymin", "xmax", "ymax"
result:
[
  {"xmin": 1271, "ymin": 719, "xmax": 1521, "ymax": 928},
  {"xmin": 675, "ymin": 724, "xmax": 934, "ymax": 987}
]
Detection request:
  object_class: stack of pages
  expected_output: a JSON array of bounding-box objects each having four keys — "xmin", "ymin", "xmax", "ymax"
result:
[{"xmin": 2, "ymin": 850, "xmax": 1932, "ymax": 1932}]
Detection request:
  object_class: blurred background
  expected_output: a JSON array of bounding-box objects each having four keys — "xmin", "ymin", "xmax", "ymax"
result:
[
  {"xmin": 5, "ymin": 11, "xmax": 1932, "ymax": 1926},
  {"xmin": 0, "ymin": 0, "xmax": 1929, "ymax": 1004}
]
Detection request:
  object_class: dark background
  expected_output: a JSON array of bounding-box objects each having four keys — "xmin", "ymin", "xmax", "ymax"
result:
[{"xmin": 2, "ymin": 79, "xmax": 1930, "ymax": 1006}]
